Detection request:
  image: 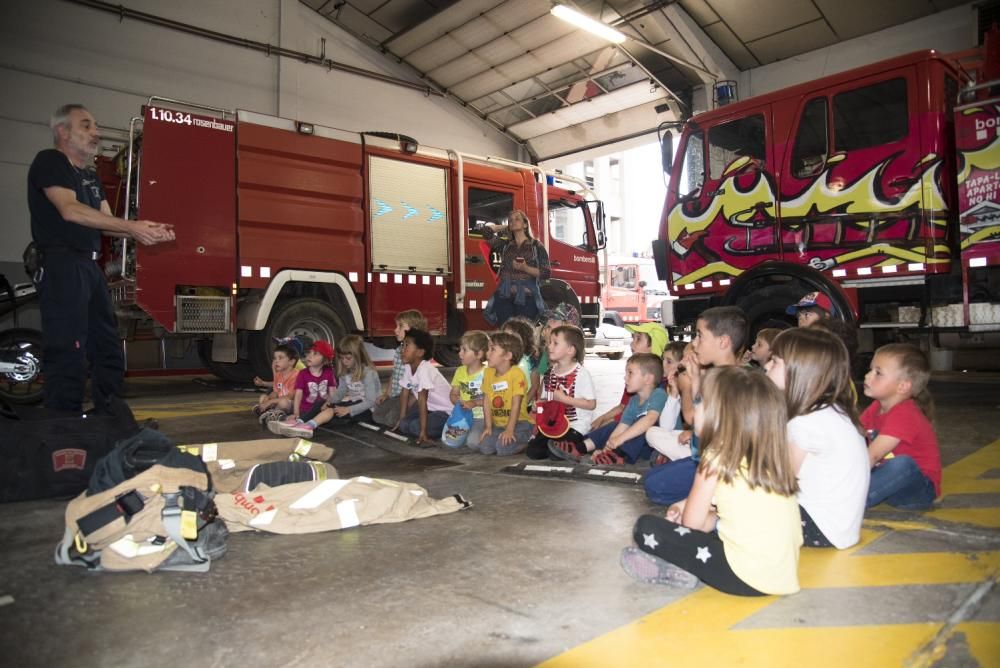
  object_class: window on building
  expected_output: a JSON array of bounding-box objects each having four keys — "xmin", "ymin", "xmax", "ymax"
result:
[
  {"xmin": 678, "ymin": 131, "xmax": 704, "ymax": 197},
  {"xmin": 467, "ymin": 188, "xmax": 514, "ymax": 236},
  {"xmin": 792, "ymin": 97, "xmax": 828, "ymax": 178},
  {"xmin": 584, "ymin": 160, "xmax": 596, "ymax": 189},
  {"xmin": 708, "ymin": 115, "xmax": 765, "ymax": 179},
  {"xmin": 833, "ymin": 78, "xmax": 908, "ymax": 151}
]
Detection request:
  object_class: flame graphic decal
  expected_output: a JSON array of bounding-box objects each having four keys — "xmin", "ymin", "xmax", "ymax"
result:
[{"xmin": 667, "ymin": 151, "xmax": 951, "ymax": 287}]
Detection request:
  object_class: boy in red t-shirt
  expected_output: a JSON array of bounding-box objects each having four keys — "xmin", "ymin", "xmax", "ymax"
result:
[{"xmin": 861, "ymin": 343, "xmax": 941, "ymax": 510}]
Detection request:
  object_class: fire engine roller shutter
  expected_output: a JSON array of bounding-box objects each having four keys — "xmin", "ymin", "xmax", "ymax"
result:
[{"xmin": 368, "ymin": 155, "xmax": 450, "ymax": 274}]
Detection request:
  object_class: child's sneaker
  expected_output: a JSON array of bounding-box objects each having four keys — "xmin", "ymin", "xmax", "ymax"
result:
[
  {"xmin": 619, "ymin": 547, "xmax": 699, "ymax": 588},
  {"xmin": 279, "ymin": 422, "xmax": 314, "ymax": 438},
  {"xmin": 591, "ymin": 448, "xmax": 627, "ymax": 467},
  {"xmin": 258, "ymin": 408, "xmax": 285, "ymax": 427},
  {"xmin": 251, "ymin": 404, "xmax": 265, "ymax": 417},
  {"xmin": 267, "ymin": 419, "xmax": 290, "ymax": 436},
  {"xmin": 548, "ymin": 439, "xmax": 586, "ymax": 462}
]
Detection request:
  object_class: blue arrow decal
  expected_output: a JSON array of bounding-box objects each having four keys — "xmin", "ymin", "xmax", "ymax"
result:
[
  {"xmin": 401, "ymin": 201, "xmax": 418, "ymax": 220},
  {"xmin": 427, "ymin": 206, "xmax": 444, "ymax": 222},
  {"xmin": 374, "ymin": 198, "xmax": 393, "ymax": 217}
]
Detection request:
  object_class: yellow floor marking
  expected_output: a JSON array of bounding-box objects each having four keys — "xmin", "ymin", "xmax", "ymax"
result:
[
  {"xmin": 539, "ymin": 441, "xmax": 1000, "ymax": 668},
  {"xmin": 926, "ymin": 508, "xmax": 1000, "ymax": 528},
  {"xmin": 538, "ymin": 600, "xmax": 944, "ymax": 668},
  {"xmin": 800, "ymin": 550, "xmax": 999, "ymax": 588},
  {"xmin": 133, "ymin": 399, "xmax": 249, "ymax": 421},
  {"xmin": 953, "ymin": 622, "xmax": 1000, "ymax": 666},
  {"xmin": 941, "ymin": 441, "xmax": 1000, "ymax": 495}
]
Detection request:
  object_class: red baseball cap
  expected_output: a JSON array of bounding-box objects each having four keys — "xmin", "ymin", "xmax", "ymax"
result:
[
  {"xmin": 786, "ymin": 291, "xmax": 832, "ymax": 315},
  {"xmin": 310, "ymin": 340, "xmax": 335, "ymax": 360}
]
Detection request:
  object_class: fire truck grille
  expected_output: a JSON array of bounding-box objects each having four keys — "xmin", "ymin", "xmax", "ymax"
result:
[{"xmin": 175, "ymin": 296, "xmax": 231, "ymax": 333}]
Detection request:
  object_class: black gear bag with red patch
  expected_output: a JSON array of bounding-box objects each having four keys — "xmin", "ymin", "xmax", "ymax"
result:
[{"xmin": 0, "ymin": 395, "xmax": 139, "ymax": 502}]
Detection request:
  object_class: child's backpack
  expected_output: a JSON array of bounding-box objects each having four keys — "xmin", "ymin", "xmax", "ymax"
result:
[
  {"xmin": 441, "ymin": 404, "xmax": 474, "ymax": 448},
  {"xmin": 54, "ymin": 433, "xmax": 226, "ymax": 573}
]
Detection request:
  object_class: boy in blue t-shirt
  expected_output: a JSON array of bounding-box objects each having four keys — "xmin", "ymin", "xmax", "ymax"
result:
[{"xmin": 549, "ymin": 353, "xmax": 666, "ymax": 466}]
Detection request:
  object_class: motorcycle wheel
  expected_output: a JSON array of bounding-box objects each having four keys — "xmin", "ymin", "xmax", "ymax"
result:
[{"xmin": 0, "ymin": 328, "xmax": 44, "ymax": 404}]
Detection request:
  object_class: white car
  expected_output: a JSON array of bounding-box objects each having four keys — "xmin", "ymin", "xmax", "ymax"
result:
[{"xmin": 586, "ymin": 321, "xmax": 630, "ymax": 360}]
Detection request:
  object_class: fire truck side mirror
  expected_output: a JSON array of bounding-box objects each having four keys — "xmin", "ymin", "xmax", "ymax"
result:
[{"xmin": 661, "ymin": 131, "xmax": 673, "ymax": 173}]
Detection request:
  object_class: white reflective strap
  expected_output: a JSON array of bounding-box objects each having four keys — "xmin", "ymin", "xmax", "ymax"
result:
[
  {"xmin": 289, "ymin": 479, "xmax": 351, "ymax": 509},
  {"xmin": 336, "ymin": 499, "xmax": 360, "ymax": 528}
]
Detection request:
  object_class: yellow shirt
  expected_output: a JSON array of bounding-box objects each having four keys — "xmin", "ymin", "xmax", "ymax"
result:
[
  {"xmin": 483, "ymin": 365, "xmax": 533, "ymax": 428},
  {"xmin": 714, "ymin": 465, "xmax": 803, "ymax": 595}
]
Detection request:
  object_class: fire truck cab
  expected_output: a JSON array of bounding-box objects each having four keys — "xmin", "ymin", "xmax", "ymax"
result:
[{"xmin": 653, "ymin": 43, "xmax": 1000, "ymax": 365}]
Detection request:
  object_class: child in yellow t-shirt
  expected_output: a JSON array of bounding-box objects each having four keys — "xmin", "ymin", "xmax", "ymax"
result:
[
  {"xmin": 479, "ymin": 331, "xmax": 534, "ymax": 456},
  {"xmin": 449, "ymin": 330, "xmax": 489, "ymax": 449}
]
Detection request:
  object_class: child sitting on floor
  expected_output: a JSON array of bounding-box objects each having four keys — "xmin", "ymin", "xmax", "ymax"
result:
[
  {"xmin": 589, "ymin": 321, "xmax": 667, "ymax": 430},
  {"xmin": 526, "ymin": 326, "xmax": 597, "ymax": 459},
  {"xmin": 787, "ymin": 291, "xmax": 833, "ymax": 327},
  {"xmin": 270, "ymin": 340, "xmax": 336, "ymax": 436},
  {"xmin": 287, "ymin": 335, "xmax": 381, "ymax": 437},
  {"xmin": 394, "ymin": 329, "xmax": 454, "ymax": 446},
  {"xmin": 550, "ymin": 353, "xmax": 665, "ymax": 466},
  {"xmin": 766, "ymin": 327, "xmax": 869, "ymax": 548},
  {"xmin": 253, "ymin": 343, "xmax": 300, "ymax": 425},
  {"xmin": 448, "ymin": 330, "xmax": 490, "ymax": 449},
  {"xmin": 643, "ymin": 306, "xmax": 747, "ymax": 505},
  {"xmin": 479, "ymin": 331, "xmax": 534, "ymax": 456},
  {"xmin": 531, "ymin": 303, "xmax": 581, "ymax": 401},
  {"xmin": 644, "ymin": 341, "xmax": 692, "ymax": 466},
  {"xmin": 750, "ymin": 328, "xmax": 782, "ymax": 367},
  {"xmin": 373, "ymin": 309, "xmax": 427, "ymax": 428},
  {"xmin": 862, "ymin": 343, "xmax": 942, "ymax": 510},
  {"xmin": 621, "ymin": 366, "xmax": 803, "ymax": 596},
  {"xmin": 502, "ymin": 316, "xmax": 539, "ymax": 403}
]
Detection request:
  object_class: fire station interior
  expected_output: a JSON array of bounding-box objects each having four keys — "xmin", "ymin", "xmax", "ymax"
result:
[{"xmin": 2, "ymin": 1, "xmax": 1000, "ymax": 666}]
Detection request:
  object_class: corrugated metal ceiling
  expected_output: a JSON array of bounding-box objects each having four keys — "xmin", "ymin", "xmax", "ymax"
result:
[{"xmin": 300, "ymin": 0, "xmax": 969, "ymax": 160}]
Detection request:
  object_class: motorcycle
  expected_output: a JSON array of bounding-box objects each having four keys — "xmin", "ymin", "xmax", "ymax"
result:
[{"xmin": 0, "ymin": 274, "xmax": 43, "ymax": 404}]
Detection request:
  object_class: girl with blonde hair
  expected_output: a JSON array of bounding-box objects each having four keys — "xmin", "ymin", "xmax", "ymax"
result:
[{"xmin": 621, "ymin": 366, "xmax": 803, "ymax": 595}]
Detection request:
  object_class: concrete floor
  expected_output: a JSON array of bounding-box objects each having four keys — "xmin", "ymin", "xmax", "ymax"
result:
[{"xmin": 0, "ymin": 358, "xmax": 998, "ymax": 667}]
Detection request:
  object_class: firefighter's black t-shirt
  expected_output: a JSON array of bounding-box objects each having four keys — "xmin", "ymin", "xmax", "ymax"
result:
[{"xmin": 28, "ymin": 149, "xmax": 104, "ymax": 253}]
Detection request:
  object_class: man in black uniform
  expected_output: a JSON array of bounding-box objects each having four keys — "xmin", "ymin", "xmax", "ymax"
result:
[{"xmin": 28, "ymin": 104, "xmax": 175, "ymax": 412}]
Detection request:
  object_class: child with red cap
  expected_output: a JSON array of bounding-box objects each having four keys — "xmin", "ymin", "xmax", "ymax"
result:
[
  {"xmin": 270, "ymin": 340, "xmax": 336, "ymax": 436},
  {"xmin": 787, "ymin": 291, "xmax": 833, "ymax": 327}
]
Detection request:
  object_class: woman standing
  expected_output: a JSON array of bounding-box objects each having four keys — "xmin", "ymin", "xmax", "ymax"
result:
[{"xmin": 483, "ymin": 209, "xmax": 551, "ymax": 325}]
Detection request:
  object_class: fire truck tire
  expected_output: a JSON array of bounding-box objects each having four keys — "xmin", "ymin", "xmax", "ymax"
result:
[
  {"xmin": 197, "ymin": 340, "xmax": 257, "ymax": 385},
  {"xmin": 432, "ymin": 344, "xmax": 461, "ymax": 368},
  {"xmin": 735, "ymin": 286, "xmax": 800, "ymax": 336},
  {"xmin": 254, "ymin": 299, "xmax": 348, "ymax": 378}
]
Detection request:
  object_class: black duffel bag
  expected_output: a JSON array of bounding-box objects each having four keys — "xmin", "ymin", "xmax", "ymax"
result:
[{"xmin": 0, "ymin": 395, "xmax": 140, "ymax": 502}]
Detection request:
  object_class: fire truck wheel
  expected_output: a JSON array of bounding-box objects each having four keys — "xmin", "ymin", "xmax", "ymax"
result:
[
  {"xmin": 736, "ymin": 286, "xmax": 800, "ymax": 337},
  {"xmin": 197, "ymin": 340, "xmax": 257, "ymax": 385},
  {"xmin": 255, "ymin": 298, "xmax": 347, "ymax": 378},
  {"xmin": 432, "ymin": 344, "xmax": 461, "ymax": 368}
]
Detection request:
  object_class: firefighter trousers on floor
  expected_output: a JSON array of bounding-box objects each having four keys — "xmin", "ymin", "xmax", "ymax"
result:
[
  {"xmin": 217, "ymin": 476, "xmax": 471, "ymax": 534},
  {"xmin": 178, "ymin": 438, "xmax": 336, "ymax": 494}
]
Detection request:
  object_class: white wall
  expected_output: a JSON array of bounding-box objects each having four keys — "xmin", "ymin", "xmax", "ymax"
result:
[
  {"xmin": 0, "ymin": 0, "xmax": 519, "ymax": 270},
  {"xmin": 739, "ymin": 3, "xmax": 977, "ymax": 99}
]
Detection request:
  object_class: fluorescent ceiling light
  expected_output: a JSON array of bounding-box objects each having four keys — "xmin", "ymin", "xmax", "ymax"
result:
[{"xmin": 551, "ymin": 4, "xmax": 625, "ymax": 44}]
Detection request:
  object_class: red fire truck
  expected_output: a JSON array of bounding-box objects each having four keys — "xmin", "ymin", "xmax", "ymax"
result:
[
  {"xmin": 653, "ymin": 38, "xmax": 1000, "ymax": 365},
  {"xmin": 98, "ymin": 100, "xmax": 606, "ymax": 380}
]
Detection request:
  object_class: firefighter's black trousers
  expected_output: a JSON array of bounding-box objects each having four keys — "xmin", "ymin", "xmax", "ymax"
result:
[{"xmin": 37, "ymin": 249, "xmax": 124, "ymax": 412}]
